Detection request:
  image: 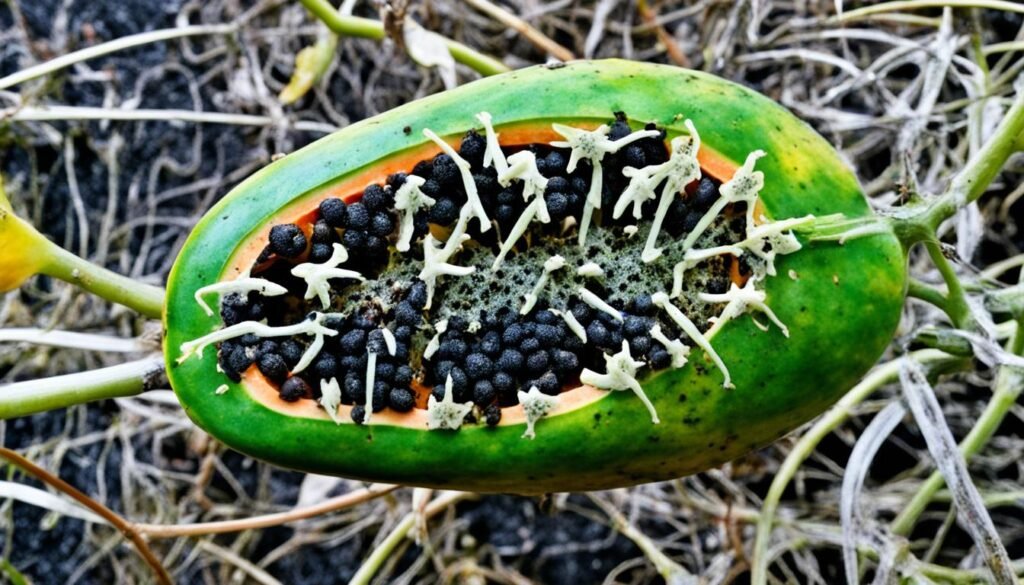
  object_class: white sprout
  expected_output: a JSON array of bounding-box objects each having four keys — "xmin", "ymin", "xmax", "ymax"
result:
[
  {"xmin": 576, "ymin": 262, "xmax": 604, "ymax": 277},
  {"xmin": 475, "ymin": 111, "xmax": 508, "ymax": 175},
  {"xmin": 320, "ymin": 377, "xmax": 343, "ymax": 424},
  {"xmin": 700, "ymin": 279, "xmax": 789, "ymax": 339},
  {"xmin": 580, "ymin": 339, "xmax": 659, "ymax": 424},
  {"xmin": 521, "ymin": 255, "xmax": 565, "ymax": 314},
  {"xmin": 651, "ymin": 292, "xmax": 732, "ymax": 388},
  {"xmin": 633, "ymin": 120, "xmax": 703, "ymax": 263},
  {"xmin": 291, "ymin": 243, "xmax": 366, "ymax": 309},
  {"xmin": 550, "ymin": 122, "xmax": 660, "ymax": 246},
  {"xmin": 423, "ymin": 319, "xmax": 448, "ymax": 360},
  {"xmin": 178, "ymin": 312, "xmax": 341, "ymax": 375},
  {"xmin": 551, "ymin": 308, "xmax": 587, "ymax": 343},
  {"xmin": 649, "ymin": 323, "xmax": 690, "ymax": 368},
  {"xmin": 681, "ymin": 149, "xmax": 765, "ymax": 251},
  {"xmin": 517, "ymin": 385, "xmax": 559, "ymax": 439},
  {"xmin": 380, "ymin": 327, "xmax": 397, "ymax": 356},
  {"xmin": 393, "ymin": 175, "xmax": 435, "ymax": 252},
  {"xmin": 363, "ymin": 351, "xmax": 377, "ymax": 424},
  {"xmin": 422, "ymin": 128, "xmax": 490, "ymax": 232},
  {"xmin": 193, "ymin": 277, "xmax": 287, "ymax": 317},
  {"xmin": 492, "ymin": 151, "xmax": 551, "ymax": 270},
  {"xmin": 427, "ymin": 373, "xmax": 473, "ymax": 430},
  {"xmin": 578, "ymin": 287, "xmax": 623, "ymax": 322},
  {"xmin": 419, "ymin": 206, "xmax": 476, "ymax": 309}
]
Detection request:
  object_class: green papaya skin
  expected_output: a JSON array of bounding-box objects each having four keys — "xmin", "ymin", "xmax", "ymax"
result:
[{"xmin": 164, "ymin": 60, "xmax": 906, "ymax": 494}]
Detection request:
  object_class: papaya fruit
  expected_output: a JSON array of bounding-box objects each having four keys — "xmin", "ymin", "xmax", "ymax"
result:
[{"xmin": 163, "ymin": 60, "xmax": 906, "ymax": 494}]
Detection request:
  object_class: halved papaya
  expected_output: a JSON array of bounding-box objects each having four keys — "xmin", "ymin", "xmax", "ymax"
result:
[{"xmin": 163, "ymin": 60, "xmax": 906, "ymax": 494}]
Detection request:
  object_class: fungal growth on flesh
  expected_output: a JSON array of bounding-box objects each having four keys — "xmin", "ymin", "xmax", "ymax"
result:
[{"xmin": 178, "ymin": 112, "xmax": 807, "ymax": 438}]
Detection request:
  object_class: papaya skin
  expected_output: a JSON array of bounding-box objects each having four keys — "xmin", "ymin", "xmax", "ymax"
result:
[{"xmin": 164, "ymin": 60, "xmax": 906, "ymax": 494}]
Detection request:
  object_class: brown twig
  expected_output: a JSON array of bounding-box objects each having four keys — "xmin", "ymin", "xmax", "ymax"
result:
[
  {"xmin": 461, "ymin": 0, "xmax": 575, "ymax": 62},
  {"xmin": 0, "ymin": 447, "xmax": 172, "ymax": 585},
  {"xmin": 636, "ymin": 0, "xmax": 689, "ymax": 67},
  {"xmin": 134, "ymin": 483, "xmax": 399, "ymax": 538}
]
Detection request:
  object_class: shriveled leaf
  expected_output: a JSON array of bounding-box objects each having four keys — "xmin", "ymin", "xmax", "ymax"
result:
[
  {"xmin": 279, "ymin": 32, "xmax": 339, "ymax": 105},
  {"xmin": 899, "ymin": 360, "xmax": 1015, "ymax": 585},
  {"xmin": 403, "ymin": 19, "xmax": 456, "ymax": 89},
  {"xmin": 0, "ymin": 481, "xmax": 108, "ymax": 525},
  {"xmin": 841, "ymin": 401, "xmax": 906, "ymax": 585}
]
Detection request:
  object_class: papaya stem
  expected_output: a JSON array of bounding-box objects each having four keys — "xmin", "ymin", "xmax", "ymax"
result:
[
  {"xmin": 922, "ymin": 240, "xmax": 974, "ymax": 330},
  {"xmin": 920, "ymin": 80, "xmax": 1024, "ymax": 231},
  {"xmin": 0, "ymin": 357, "xmax": 165, "ymax": 419},
  {"xmin": 907, "ymin": 278, "xmax": 951, "ymax": 315},
  {"xmin": 42, "ymin": 245, "xmax": 166, "ymax": 320},
  {"xmin": 750, "ymin": 349, "xmax": 967, "ymax": 585},
  {"xmin": 298, "ymin": 0, "xmax": 510, "ymax": 77}
]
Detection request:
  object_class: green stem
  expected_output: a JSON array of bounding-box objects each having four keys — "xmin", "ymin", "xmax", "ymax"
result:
[
  {"xmin": 922, "ymin": 84, "xmax": 1024, "ymax": 230},
  {"xmin": 891, "ymin": 318, "xmax": 1024, "ymax": 536},
  {"xmin": 750, "ymin": 349, "xmax": 966, "ymax": 585},
  {"xmin": 0, "ymin": 357, "xmax": 165, "ymax": 419},
  {"xmin": 907, "ymin": 277, "xmax": 951, "ymax": 314},
  {"xmin": 298, "ymin": 0, "xmax": 510, "ymax": 77},
  {"xmin": 42, "ymin": 246, "xmax": 166, "ymax": 320},
  {"xmin": 923, "ymin": 240, "xmax": 973, "ymax": 329}
]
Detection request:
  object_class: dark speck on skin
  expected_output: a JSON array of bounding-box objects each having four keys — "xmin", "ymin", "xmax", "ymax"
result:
[
  {"xmin": 403, "ymin": 126, "xmax": 411, "ymax": 135},
  {"xmin": 678, "ymin": 393, "xmax": 688, "ymax": 402},
  {"xmin": 682, "ymin": 417, "xmax": 702, "ymax": 425}
]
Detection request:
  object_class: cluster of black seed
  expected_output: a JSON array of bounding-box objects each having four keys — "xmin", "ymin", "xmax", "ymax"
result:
[{"xmin": 215, "ymin": 116, "xmax": 739, "ymax": 422}]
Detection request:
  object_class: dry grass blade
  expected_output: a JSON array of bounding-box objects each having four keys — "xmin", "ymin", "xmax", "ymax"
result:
[{"xmin": 899, "ymin": 360, "xmax": 1015, "ymax": 584}]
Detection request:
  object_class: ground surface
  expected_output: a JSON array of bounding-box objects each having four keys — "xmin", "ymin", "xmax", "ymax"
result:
[{"xmin": 1, "ymin": 1, "xmax": 1023, "ymax": 584}]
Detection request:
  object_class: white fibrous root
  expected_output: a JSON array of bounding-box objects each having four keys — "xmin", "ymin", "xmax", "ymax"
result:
[
  {"xmin": 671, "ymin": 214, "xmax": 814, "ymax": 295},
  {"xmin": 681, "ymin": 149, "xmax": 765, "ymax": 251},
  {"xmin": 427, "ymin": 373, "xmax": 473, "ymax": 430},
  {"xmin": 578, "ymin": 287, "xmax": 623, "ymax": 322},
  {"xmin": 492, "ymin": 151, "xmax": 550, "ymax": 270},
  {"xmin": 576, "ymin": 262, "xmax": 604, "ymax": 277},
  {"xmin": 550, "ymin": 122, "xmax": 660, "ymax": 246},
  {"xmin": 423, "ymin": 128, "xmax": 490, "ymax": 231},
  {"xmin": 517, "ymin": 385, "xmax": 559, "ymax": 439},
  {"xmin": 291, "ymin": 243, "xmax": 366, "ymax": 309},
  {"xmin": 649, "ymin": 323, "xmax": 690, "ymax": 368},
  {"xmin": 670, "ymin": 245, "xmax": 745, "ymax": 298},
  {"xmin": 423, "ymin": 319, "xmax": 448, "ymax": 360},
  {"xmin": 476, "ymin": 112, "xmax": 508, "ymax": 176},
  {"xmin": 635, "ymin": 120, "xmax": 703, "ymax": 263},
  {"xmin": 521, "ymin": 255, "xmax": 565, "ymax": 314},
  {"xmin": 741, "ymin": 215, "xmax": 814, "ymax": 277},
  {"xmin": 580, "ymin": 340, "xmax": 660, "ymax": 424},
  {"xmin": 700, "ymin": 279, "xmax": 789, "ymax": 338},
  {"xmin": 363, "ymin": 351, "xmax": 377, "ymax": 424},
  {"xmin": 380, "ymin": 327, "xmax": 397, "ymax": 356},
  {"xmin": 551, "ymin": 308, "xmax": 587, "ymax": 342},
  {"xmin": 194, "ymin": 276, "xmax": 287, "ymax": 316},
  {"xmin": 394, "ymin": 175, "xmax": 435, "ymax": 252},
  {"xmin": 178, "ymin": 312, "xmax": 341, "ymax": 375},
  {"xmin": 652, "ymin": 292, "xmax": 732, "ymax": 388},
  {"xmin": 320, "ymin": 377, "xmax": 343, "ymax": 424},
  {"xmin": 419, "ymin": 206, "xmax": 475, "ymax": 309}
]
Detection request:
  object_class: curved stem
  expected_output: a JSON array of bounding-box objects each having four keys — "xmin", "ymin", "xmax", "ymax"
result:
[
  {"xmin": 923, "ymin": 240, "xmax": 973, "ymax": 329},
  {"xmin": 348, "ymin": 491, "xmax": 473, "ymax": 585},
  {"xmin": 0, "ymin": 447, "xmax": 171, "ymax": 585},
  {"xmin": 0, "ymin": 357, "xmax": 165, "ymax": 419},
  {"xmin": 135, "ymin": 483, "xmax": 398, "ymax": 538},
  {"xmin": 921, "ymin": 84, "xmax": 1024, "ymax": 231},
  {"xmin": 42, "ymin": 245, "xmax": 165, "ymax": 320},
  {"xmin": 298, "ymin": 0, "xmax": 510, "ymax": 77},
  {"xmin": 750, "ymin": 349, "xmax": 965, "ymax": 585},
  {"xmin": 907, "ymin": 277, "xmax": 950, "ymax": 314},
  {"xmin": 0, "ymin": 24, "xmax": 237, "ymax": 91},
  {"xmin": 891, "ymin": 317, "xmax": 1024, "ymax": 536}
]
